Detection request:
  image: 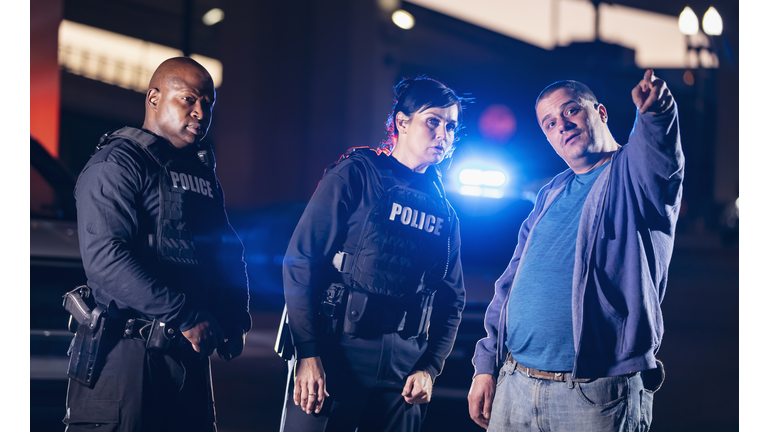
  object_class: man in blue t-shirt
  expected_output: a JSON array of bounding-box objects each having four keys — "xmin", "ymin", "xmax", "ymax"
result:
[{"xmin": 468, "ymin": 69, "xmax": 684, "ymax": 432}]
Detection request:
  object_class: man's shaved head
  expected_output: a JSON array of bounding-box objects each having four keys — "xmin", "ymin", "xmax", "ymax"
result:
[
  {"xmin": 147, "ymin": 57, "xmax": 213, "ymax": 93},
  {"xmin": 143, "ymin": 57, "xmax": 216, "ymax": 149}
]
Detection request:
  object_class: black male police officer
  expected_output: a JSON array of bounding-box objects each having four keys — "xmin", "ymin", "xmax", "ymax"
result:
[{"xmin": 63, "ymin": 57, "xmax": 250, "ymax": 432}]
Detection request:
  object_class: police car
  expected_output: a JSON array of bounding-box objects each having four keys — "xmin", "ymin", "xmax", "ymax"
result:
[{"xmin": 30, "ymin": 136, "xmax": 84, "ymax": 431}]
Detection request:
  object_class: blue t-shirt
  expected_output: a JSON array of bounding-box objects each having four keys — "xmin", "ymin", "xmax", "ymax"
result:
[{"xmin": 506, "ymin": 162, "xmax": 608, "ymax": 371}]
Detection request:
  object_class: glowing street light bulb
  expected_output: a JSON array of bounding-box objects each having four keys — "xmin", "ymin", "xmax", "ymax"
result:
[
  {"xmin": 202, "ymin": 8, "xmax": 224, "ymax": 26},
  {"xmin": 392, "ymin": 10, "xmax": 415, "ymax": 30},
  {"xmin": 702, "ymin": 7, "xmax": 723, "ymax": 36},
  {"xmin": 678, "ymin": 7, "xmax": 699, "ymax": 36}
]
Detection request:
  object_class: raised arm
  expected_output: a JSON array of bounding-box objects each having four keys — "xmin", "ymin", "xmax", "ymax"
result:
[{"xmin": 626, "ymin": 69, "xmax": 685, "ymax": 211}]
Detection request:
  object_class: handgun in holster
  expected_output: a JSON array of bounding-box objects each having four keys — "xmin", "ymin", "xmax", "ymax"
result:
[
  {"xmin": 63, "ymin": 285, "xmax": 95, "ymax": 333},
  {"xmin": 62, "ymin": 286, "xmax": 117, "ymax": 388}
]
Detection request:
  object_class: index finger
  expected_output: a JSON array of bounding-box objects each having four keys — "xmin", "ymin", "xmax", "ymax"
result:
[
  {"xmin": 644, "ymin": 68, "xmax": 655, "ymax": 82},
  {"xmin": 293, "ymin": 377, "xmax": 301, "ymax": 405}
]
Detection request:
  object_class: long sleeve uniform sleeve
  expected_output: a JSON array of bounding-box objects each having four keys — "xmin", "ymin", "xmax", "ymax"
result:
[{"xmin": 283, "ymin": 168, "xmax": 359, "ymax": 359}]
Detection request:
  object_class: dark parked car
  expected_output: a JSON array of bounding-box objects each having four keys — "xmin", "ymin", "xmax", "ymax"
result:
[{"xmin": 30, "ymin": 136, "xmax": 84, "ymax": 431}]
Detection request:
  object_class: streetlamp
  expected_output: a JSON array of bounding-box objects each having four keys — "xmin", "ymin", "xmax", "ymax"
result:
[
  {"xmin": 677, "ymin": 6, "xmax": 723, "ymax": 236},
  {"xmin": 678, "ymin": 6, "xmax": 723, "ymax": 69}
]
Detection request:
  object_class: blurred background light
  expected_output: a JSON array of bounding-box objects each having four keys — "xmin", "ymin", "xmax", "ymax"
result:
[
  {"xmin": 678, "ymin": 7, "xmax": 699, "ymax": 36},
  {"xmin": 459, "ymin": 169, "xmax": 507, "ymax": 187},
  {"xmin": 202, "ymin": 8, "xmax": 225, "ymax": 26},
  {"xmin": 702, "ymin": 7, "xmax": 723, "ymax": 36},
  {"xmin": 58, "ymin": 20, "xmax": 223, "ymax": 92},
  {"xmin": 483, "ymin": 171, "xmax": 506, "ymax": 187},
  {"xmin": 459, "ymin": 169, "xmax": 484, "ymax": 186},
  {"xmin": 410, "ymin": 0, "xmax": 709, "ymax": 68},
  {"xmin": 455, "ymin": 163, "xmax": 509, "ymax": 199},
  {"xmin": 392, "ymin": 10, "xmax": 415, "ymax": 29},
  {"xmin": 459, "ymin": 185, "xmax": 482, "ymax": 196},
  {"xmin": 377, "ymin": 0, "xmax": 400, "ymax": 13},
  {"xmin": 478, "ymin": 104, "xmax": 517, "ymax": 143},
  {"xmin": 480, "ymin": 188, "xmax": 504, "ymax": 199},
  {"xmin": 683, "ymin": 70, "xmax": 695, "ymax": 85},
  {"xmin": 521, "ymin": 191, "xmax": 538, "ymax": 203}
]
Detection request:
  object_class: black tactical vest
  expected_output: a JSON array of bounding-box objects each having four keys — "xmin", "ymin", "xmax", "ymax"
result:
[
  {"xmin": 97, "ymin": 127, "xmax": 221, "ymax": 268},
  {"xmin": 330, "ymin": 148, "xmax": 452, "ymax": 299}
]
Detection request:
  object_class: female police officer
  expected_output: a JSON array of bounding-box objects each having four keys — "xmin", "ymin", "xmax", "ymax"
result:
[{"xmin": 280, "ymin": 77, "xmax": 467, "ymax": 432}]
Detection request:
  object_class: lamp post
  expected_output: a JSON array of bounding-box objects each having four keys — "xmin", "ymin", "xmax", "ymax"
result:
[
  {"xmin": 679, "ymin": 6, "xmax": 722, "ymax": 68},
  {"xmin": 678, "ymin": 6, "xmax": 723, "ymax": 234}
]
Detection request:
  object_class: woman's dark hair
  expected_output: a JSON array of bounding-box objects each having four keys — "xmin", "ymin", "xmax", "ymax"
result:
[{"xmin": 379, "ymin": 76, "xmax": 469, "ymax": 157}]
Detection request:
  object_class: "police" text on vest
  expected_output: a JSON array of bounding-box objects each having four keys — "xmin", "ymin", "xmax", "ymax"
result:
[
  {"xmin": 169, "ymin": 170, "xmax": 214, "ymax": 198},
  {"xmin": 389, "ymin": 202, "xmax": 443, "ymax": 236}
]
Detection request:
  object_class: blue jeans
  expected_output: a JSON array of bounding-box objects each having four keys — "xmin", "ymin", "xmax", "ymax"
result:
[{"xmin": 488, "ymin": 359, "xmax": 654, "ymax": 432}]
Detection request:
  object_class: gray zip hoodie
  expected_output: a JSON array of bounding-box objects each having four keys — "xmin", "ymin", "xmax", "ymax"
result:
[{"xmin": 472, "ymin": 103, "xmax": 684, "ymax": 378}]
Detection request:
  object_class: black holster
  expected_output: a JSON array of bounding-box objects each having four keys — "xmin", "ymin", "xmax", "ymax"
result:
[{"xmin": 65, "ymin": 300, "xmax": 113, "ymax": 388}]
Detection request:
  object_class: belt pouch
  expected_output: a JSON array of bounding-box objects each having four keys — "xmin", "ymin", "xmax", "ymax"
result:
[
  {"xmin": 145, "ymin": 320, "xmax": 178, "ymax": 352},
  {"xmin": 67, "ymin": 307, "xmax": 110, "ymax": 388},
  {"xmin": 343, "ymin": 288, "xmax": 370, "ymax": 337}
]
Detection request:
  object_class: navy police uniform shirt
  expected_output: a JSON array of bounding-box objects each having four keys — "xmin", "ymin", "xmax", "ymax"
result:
[
  {"xmin": 75, "ymin": 127, "xmax": 251, "ymax": 334},
  {"xmin": 283, "ymin": 148, "xmax": 466, "ymax": 383}
]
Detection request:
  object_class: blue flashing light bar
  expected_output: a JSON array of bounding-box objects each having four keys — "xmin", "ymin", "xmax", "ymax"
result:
[{"xmin": 457, "ymin": 167, "xmax": 508, "ymax": 199}]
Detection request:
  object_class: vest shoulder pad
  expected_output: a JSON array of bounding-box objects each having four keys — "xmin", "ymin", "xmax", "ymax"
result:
[
  {"xmin": 323, "ymin": 147, "xmax": 380, "ymax": 176},
  {"xmin": 97, "ymin": 127, "xmax": 157, "ymax": 152}
]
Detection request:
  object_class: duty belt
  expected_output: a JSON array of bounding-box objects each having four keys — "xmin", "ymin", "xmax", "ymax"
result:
[
  {"xmin": 122, "ymin": 317, "xmax": 182, "ymax": 348},
  {"xmin": 123, "ymin": 317, "xmax": 156, "ymax": 341}
]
